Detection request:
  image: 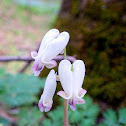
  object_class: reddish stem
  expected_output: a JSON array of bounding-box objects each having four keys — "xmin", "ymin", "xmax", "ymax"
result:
[{"xmin": 64, "ymin": 99, "xmax": 68, "ymax": 126}]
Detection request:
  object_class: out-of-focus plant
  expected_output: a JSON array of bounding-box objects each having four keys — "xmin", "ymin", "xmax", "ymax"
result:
[
  {"xmin": 0, "ymin": 68, "xmax": 125, "ymax": 126},
  {"xmin": 17, "ymin": 107, "xmax": 43, "ymax": 126},
  {"xmin": 0, "ymin": 107, "xmax": 44, "ymax": 126},
  {"xmin": 15, "ymin": 0, "xmax": 61, "ymax": 15},
  {"xmin": 0, "ymin": 117, "xmax": 10, "ymax": 126},
  {"xmin": 0, "ymin": 73, "xmax": 45, "ymax": 107},
  {"xmin": 0, "ymin": 70, "xmax": 45, "ymax": 126},
  {"xmin": 98, "ymin": 108, "xmax": 126, "ymax": 126}
]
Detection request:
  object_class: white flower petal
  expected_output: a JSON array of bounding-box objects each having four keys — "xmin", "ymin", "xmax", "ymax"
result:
[
  {"xmin": 38, "ymin": 69, "xmax": 57, "ymax": 112},
  {"xmin": 42, "ymin": 32, "xmax": 70, "ymax": 62},
  {"xmin": 77, "ymin": 99, "xmax": 85, "ymax": 104},
  {"xmin": 73, "ymin": 60, "xmax": 85, "ymax": 95},
  {"xmin": 31, "ymin": 29, "xmax": 70, "ymax": 76},
  {"xmin": 38, "ymin": 29, "xmax": 59, "ymax": 55},
  {"xmin": 38, "ymin": 95, "xmax": 44, "ymax": 112},
  {"xmin": 31, "ymin": 51, "xmax": 38, "ymax": 59},
  {"xmin": 57, "ymin": 60, "xmax": 86, "ymax": 110},
  {"xmin": 38, "ymin": 95, "xmax": 52, "ymax": 112},
  {"xmin": 43, "ymin": 60, "xmax": 57, "ymax": 69},
  {"xmin": 57, "ymin": 91, "xmax": 71, "ymax": 99},
  {"xmin": 78, "ymin": 88, "xmax": 87, "ymax": 98},
  {"xmin": 69, "ymin": 96, "xmax": 77, "ymax": 111},
  {"xmin": 42, "ymin": 69, "xmax": 57, "ymax": 101},
  {"xmin": 58, "ymin": 60, "xmax": 72, "ymax": 98},
  {"xmin": 31, "ymin": 59, "xmax": 44, "ymax": 76}
]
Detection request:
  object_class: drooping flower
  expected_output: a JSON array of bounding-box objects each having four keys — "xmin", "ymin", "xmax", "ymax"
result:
[
  {"xmin": 31, "ymin": 28, "xmax": 70, "ymax": 76},
  {"xmin": 38, "ymin": 69, "xmax": 57, "ymax": 112},
  {"xmin": 57, "ymin": 60, "xmax": 87, "ymax": 111}
]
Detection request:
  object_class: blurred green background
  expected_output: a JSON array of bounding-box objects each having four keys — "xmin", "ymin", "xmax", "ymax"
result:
[{"xmin": 0, "ymin": 0, "xmax": 126, "ymax": 126}]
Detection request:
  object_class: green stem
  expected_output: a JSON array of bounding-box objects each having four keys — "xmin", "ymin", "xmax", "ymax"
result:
[
  {"xmin": 63, "ymin": 48, "xmax": 68, "ymax": 126},
  {"xmin": 64, "ymin": 48, "xmax": 66, "ymax": 60}
]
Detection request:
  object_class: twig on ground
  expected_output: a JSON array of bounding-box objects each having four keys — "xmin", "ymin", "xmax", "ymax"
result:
[
  {"xmin": 0, "ymin": 55, "xmax": 77, "ymax": 63},
  {"xmin": 0, "ymin": 55, "xmax": 77, "ymax": 73}
]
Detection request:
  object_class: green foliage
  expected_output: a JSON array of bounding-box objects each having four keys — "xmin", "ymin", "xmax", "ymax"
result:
[
  {"xmin": 99, "ymin": 108, "xmax": 126, "ymax": 126},
  {"xmin": 43, "ymin": 107, "xmax": 64, "ymax": 126},
  {"xmin": 100, "ymin": 109, "xmax": 117, "ymax": 126},
  {"xmin": 0, "ymin": 73, "xmax": 45, "ymax": 107},
  {"xmin": 0, "ymin": 71, "xmax": 125, "ymax": 126},
  {"xmin": 0, "ymin": 71, "xmax": 45, "ymax": 126},
  {"xmin": 0, "ymin": 117, "xmax": 10, "ymax": 126},
  {"xmin": 17, "ymin": 107, "xmax": 43, "ymax": 126},
  {"xmin": 55, "ymin": 0, "xmax": 126, "ymax": 105},
  {"xmin": 118, "ymin": 108, "xmax": 126, "ymax": 124},
  {"xmin": 69, "ymin": 96, "xmax": 99, "ymax": 126},
  {"xmin": 0, "ymin": 69, "xmax": 5, "ymax": 75},
  {"xmin": 42, "ymin": 96, "xmax": 100, "ymax": 126}
]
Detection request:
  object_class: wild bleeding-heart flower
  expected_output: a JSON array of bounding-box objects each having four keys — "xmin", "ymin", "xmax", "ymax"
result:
[
  {"xmin": 38, "ymin": 69, "xmax": 57, "ymax": 112},
  {"xmin": 57, "ymin": 60, "xmax": 87, "ymax": 111},
  {"xmin": 31, "ymin": 28, "xmax": 70, "ymax": 76}
]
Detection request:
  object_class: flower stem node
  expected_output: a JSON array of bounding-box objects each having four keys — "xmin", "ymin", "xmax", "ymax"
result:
[
  {"xmin": 38, "ymin": 69, "xmax": 57, "ymax": 112},
  {"xmin": 57, "ymin": 60, "xmax": 87, "ymax": 111},
  {"xmin": 31, "ymin": 28, "xmax": 70, "ymax": 76}
]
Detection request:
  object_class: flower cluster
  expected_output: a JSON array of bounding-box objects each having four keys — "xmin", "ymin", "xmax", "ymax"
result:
[{"xmin": 31, "ymin": 28, "xmax": 87, "ymax": 112}]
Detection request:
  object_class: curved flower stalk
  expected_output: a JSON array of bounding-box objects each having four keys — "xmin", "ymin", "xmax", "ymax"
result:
[
  {"xmin": 38, "ymin": 69, "xmax": 57, "ymax": 112},
  {"xmin": 31, "ymin": 28, "xmax": 70, "ymax": 76},
  {"xmin": 57, "ymin": 60, "xmax": 87, "ymax": 111}
]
